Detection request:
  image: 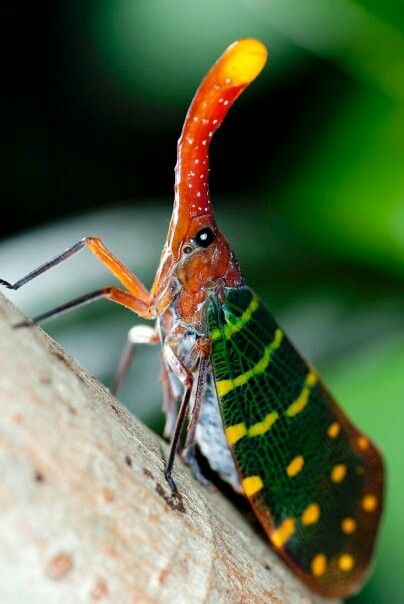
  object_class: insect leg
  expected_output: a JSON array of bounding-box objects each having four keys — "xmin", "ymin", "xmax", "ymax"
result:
[
  {"xmin": 160, "ymin": 324, "xmax": 189, "ymax": 441},
  {"xmin": 15, "ymin": 286, "xmax": 153, "ymax": 328},
  {"xmin": 163, "ymin": 343, "xmax": 194, "ymax": 493},
  {"xmin": 0, "ymin": 236, "xmax": 152, "ymax": 304},
  {"xmin": 182, "ymin": 356, "xmax": 211, "ymax": 486},
  {"xmin": 111, "ymin": 324, "xmax": 159, "ymax": 396},
  {"xmin": 161, "ymin": 360, "xmax": 180, "ymax": 440},
  {"xmin": 183, "ymin": 356, "xmax": 208, "ymax": 454},
  {"xmin": 0, "ymin": 240, "xmax": 87, "ymax": 290}
]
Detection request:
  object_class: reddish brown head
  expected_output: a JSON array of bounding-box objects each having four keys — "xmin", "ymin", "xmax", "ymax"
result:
[{"xmin": 152, "ymin": 39, "xmax": 268, "ymax": 323}]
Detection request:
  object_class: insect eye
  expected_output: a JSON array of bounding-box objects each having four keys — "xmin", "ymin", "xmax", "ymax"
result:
[{"xmin": 195, "ymin": 227, "xmax": 215, "ymax": 248}]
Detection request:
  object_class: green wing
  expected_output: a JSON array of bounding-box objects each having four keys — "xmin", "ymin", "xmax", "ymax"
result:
[{"xmin": 206, "ymin": 286, "xmax": 384, "ymax": 598}]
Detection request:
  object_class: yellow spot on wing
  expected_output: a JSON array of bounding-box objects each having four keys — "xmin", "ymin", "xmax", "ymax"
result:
[
  {"xmin": 216, "ymin": 328, "xmax": 283, "ymax": 397},
  {"xmin": 225, "ymin": 423, "xmax": 247, "ymax": 445},
  {"xmin": 331, "ymin": 464, "xmax": 347, "ymax": 483},
  {"xmin": 286, "ymin": 372, "xmax": 317, "ymax": 417},
  {"xmin": 341, "ymin": 517, "xmax": 357, "ymax": 534},
  {"xmin": 211, "ymin": 295, "xmax": 259, "ymax": 341},
  {"xmin": 327, "ymin": 421, "xmax": 341, "ymax": 438},
  {"xmin": 271, "ymin": 518, "xmax": 295, "ymax": 548},
  {"xmin": 362, "ymin": 494, "xmax": 378, "ymax": 512},
  {"xmin": 248, "ymin": 411, "xmax": 279, "ymax": 437},
  {"xmin": 357, "ymin": 435, "xmax": 369, "ymax": 450},
  {"xmin": 286, "ymin": 455, "xmax": 304, "ymax": 477},
  {"xmin": 301, "ymin": 503, "xmax": 320, "ymax": 525},
  {"xmin": 339, "ymin": 554, "xmax": 355, "ymax": 572},
  {"xmin": 242, "ymin": 475, "xmax": 264, "ymax": 496},
  {"xmin": 311, "ymin": 554, "xmax": 327, "ymax": 577}
]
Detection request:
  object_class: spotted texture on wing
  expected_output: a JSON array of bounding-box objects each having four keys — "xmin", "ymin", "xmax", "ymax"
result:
[{"xmin": 206, "ymin": 286, "xmax": 384, "ymax": 598}]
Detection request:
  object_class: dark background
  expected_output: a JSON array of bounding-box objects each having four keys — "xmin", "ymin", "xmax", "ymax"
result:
[{"xmin": 1, "ymin": 2, "xmax": 403, "ymax": 602}]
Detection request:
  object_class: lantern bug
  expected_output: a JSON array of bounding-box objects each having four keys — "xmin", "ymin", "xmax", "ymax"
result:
[{"xmin": 0, "ymin": 39, "xmax": 384, "ymax": 598}]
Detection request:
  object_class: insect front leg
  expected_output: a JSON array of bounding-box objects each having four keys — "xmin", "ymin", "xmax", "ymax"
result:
[
  {"xmin": 163, "ymin": 340, "xmax": 211, "ymax": 492},
  {"xmin": 0, "ymin": 236, "xmax": 159, "ymax": 327},
  {"xmin": 160, "ymin": 324, "xmax": 190, "ymax": 442},
  {"xmin": 15, "ymin": 286, "xmax": 153, "ymax": 328},
  {"xmin": 181, "ymin": 338, "xmax": 212, "ymax": 484},
  {"xmin": 0, "ymin": 236, "xmax": 152, "ymax": 304},
  {"xmin": 160, "ymin": 360, "xmax": 181, "ymax": 441},
  {"xmin": 182, "ymin": 354, "xmax": 213, "ymax": 487},
  {"xmin": 163, "ymin": 342, "xmax": 194, "ymax": 493},
  {"xmin": 111, "ymin": 324, "xmax": 159, "ymax": 395}
]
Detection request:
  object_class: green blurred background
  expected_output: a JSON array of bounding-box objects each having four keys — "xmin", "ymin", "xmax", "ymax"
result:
[{"xmin": 1, "ymin": 2, "xmax": 403, "ymax": 601}]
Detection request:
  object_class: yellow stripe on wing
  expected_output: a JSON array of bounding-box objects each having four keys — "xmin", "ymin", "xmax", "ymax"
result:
[
  {"xmin": 216, "ymin": 328, "xmax": 283, "ymax": 397},
  {"xmin": 286, "ymin": 372, "xmax": 317, "ymax": 417},
  {"xmin": 225, "ymin": 423, "xmax": 247, "ymax": 445},
  {"xmin": 210, "ymin": 294, "xmax": 260, "ymax": 341},
  {"xmin": 225, "ymin": 411, "xmax": 279, "ymax": 446},
  {"xmin": 248, "ymin": 411, "xmax": 279, "ymax": 437}
]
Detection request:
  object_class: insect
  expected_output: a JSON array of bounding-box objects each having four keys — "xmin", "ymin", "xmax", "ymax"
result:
[{"xmin": 1, "ymin": 39, "xmax": 384, "ymax": 598}]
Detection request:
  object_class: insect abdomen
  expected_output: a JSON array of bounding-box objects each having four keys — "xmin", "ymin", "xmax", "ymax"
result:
[{"xmin": 206, "ymin": 286, "xmax": 384, "ymax": 598}]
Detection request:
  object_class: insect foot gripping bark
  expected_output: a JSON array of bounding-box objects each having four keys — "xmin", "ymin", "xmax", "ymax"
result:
[{"xmin": 0, "ymin": 38, "xmax": 384, "ymax": 599}]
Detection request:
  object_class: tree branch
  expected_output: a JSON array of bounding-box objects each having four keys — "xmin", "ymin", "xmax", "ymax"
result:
[{"xmin": 0, "ymin": 292, "xmax": 338, "ymax": 603}]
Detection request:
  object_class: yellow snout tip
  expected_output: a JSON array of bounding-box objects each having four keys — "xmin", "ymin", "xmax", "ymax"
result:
[{"xmin": 222, "ymin": 38, "xmax": 268, "ymax": 86}]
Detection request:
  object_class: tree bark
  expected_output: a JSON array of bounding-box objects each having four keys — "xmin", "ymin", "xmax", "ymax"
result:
[{"xmin": 0, "ymin": 292, "xmax": 338, "ymax": 604}]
